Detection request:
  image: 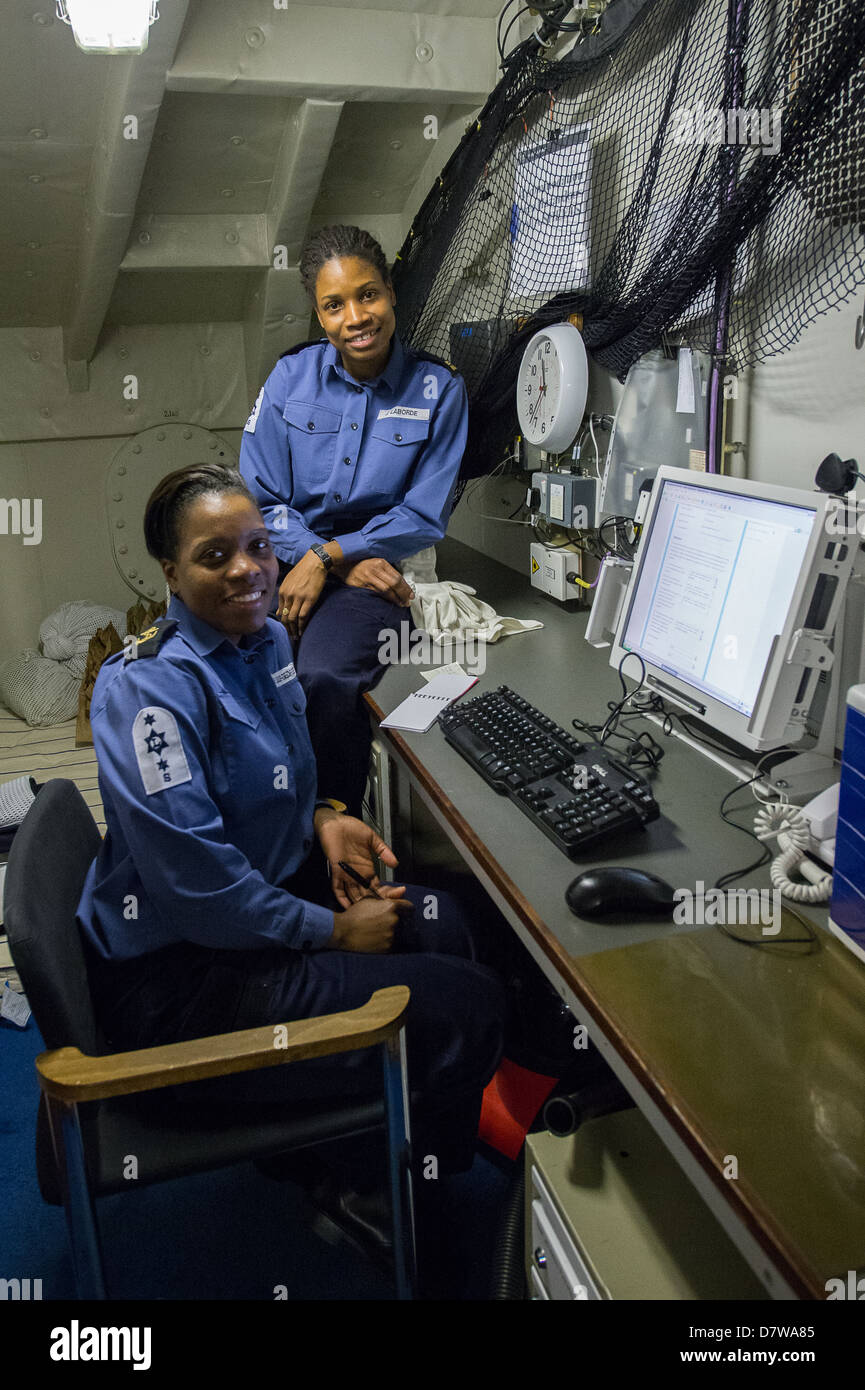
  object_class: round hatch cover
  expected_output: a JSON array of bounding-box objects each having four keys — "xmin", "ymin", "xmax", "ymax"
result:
[{"xmin": 106, "ymin": 424, "xmax": 238, "ymax": 597}]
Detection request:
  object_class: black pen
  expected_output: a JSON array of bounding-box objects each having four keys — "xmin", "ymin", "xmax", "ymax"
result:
[{"xmin": 337, "ymin": 860, "xmax": 387, "ymax": 899}]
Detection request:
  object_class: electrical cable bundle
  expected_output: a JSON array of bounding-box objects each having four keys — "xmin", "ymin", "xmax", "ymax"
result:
[{"xmin": 571, "ymin": 651, "xmax": 666, "ymax": 772}]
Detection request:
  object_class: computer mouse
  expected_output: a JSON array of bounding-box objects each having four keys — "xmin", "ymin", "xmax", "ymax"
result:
[{"xmin": 565, "ymin": 867, "xmax": 677, "ymax": 921}]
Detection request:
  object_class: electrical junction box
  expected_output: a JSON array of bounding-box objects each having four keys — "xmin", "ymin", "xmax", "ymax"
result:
[
  {"xmin": 532, "ymin": 472, "xmax": 596, "ymax": 530},
  {"xmin": 530, "ymin": 543, "xmax": 582, "ymax": 604}
]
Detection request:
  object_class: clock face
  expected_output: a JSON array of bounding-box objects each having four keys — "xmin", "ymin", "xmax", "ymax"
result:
[
  {"xmin": 519, "ymin": 337, "xmax": 561, "ymax": 445},
  {"xmin": 516, "ymin": 323, "xmax": 588, "ymax": 453}
]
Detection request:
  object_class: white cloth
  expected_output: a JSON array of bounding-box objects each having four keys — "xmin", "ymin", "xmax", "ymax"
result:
[
  {"xmin": 409, "ymin": 580, "xmax": 543, "ymax": 644},
  {"xmin": 399, "ymin": 546, "xmax": 439, "ymax": 587}
]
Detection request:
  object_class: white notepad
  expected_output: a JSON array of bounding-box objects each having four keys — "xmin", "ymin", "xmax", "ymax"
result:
[{"xmin": 380, "ymin": 671, "xmax": 478, "ymax": 733}]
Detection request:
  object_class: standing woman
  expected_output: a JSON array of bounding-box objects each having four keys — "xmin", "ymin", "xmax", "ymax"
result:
[
  {"xmin": 239, "ymin": 225, "xmax": 468, "ymax": 817},
  {"xmin": 76, "ymin": 465, "xmax": 504, "ymax": 1200}
]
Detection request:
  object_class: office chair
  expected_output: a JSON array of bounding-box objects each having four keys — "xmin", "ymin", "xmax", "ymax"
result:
[{"xmin": 3, "ymin": 779, "xmax": 416, "ymax": 1300}]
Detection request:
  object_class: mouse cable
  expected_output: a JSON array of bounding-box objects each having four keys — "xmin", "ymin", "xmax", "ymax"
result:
[{"xmin": 714, "ymin": 897, "xmax": 820, "ymax": 950}]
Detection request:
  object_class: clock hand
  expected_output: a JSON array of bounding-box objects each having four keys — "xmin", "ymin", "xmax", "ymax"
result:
[{"xmin": 528, "ymin": 381, "xmax": 545, "ymax": 424}]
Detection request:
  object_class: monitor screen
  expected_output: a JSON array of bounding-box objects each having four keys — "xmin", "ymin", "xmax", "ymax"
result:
[{"xmin": 620, "ymin": 477, "xmax": 817, "ymax": 718}]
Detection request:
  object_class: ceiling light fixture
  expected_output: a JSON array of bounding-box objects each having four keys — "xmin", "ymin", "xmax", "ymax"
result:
[{"xmin": 55, "ymin": 1, "xmax": 159, "ymax": 55}]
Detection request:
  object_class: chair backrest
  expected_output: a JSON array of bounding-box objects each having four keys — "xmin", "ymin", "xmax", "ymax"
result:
[{"xmin": 4, "ymin": 779, "xmax": 102, "ymax": 1053}]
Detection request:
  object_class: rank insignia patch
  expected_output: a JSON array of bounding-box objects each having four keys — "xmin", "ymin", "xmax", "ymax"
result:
[{"xmin": 133, "ymin": 707, "xmax": 192, "ymax": 795}]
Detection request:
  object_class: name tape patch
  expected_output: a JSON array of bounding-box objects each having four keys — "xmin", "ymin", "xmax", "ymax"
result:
[
  {"xmin": 376, "ymin": 406, "xmax": 430, "ymax": 421},
  {"xmin": 133, "ymin": 707, "xmax": 192, "ymax": 795},
  {"xmin": 272, "ymin": 662, "xmax": 297, "ymax": 687}
]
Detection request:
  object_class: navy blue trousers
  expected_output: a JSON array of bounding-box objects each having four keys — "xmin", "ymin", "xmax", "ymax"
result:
[
  {"xmin": 85, "ymin": 884, "xmax": 506, "ymax": 1175},
  {"xmin": 295, "ymin": 579, "xmax": 411, "ymax": 818}
]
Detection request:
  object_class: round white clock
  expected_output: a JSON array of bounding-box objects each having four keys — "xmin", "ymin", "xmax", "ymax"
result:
[{"xmin": 516, "ymin": 322, "xmax": 588, "ymax": 452}]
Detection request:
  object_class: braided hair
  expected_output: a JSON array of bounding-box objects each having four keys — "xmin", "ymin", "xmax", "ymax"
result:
[{"xmin": 299, "ymin": 225, "xmax": 391, "ymax": 303}]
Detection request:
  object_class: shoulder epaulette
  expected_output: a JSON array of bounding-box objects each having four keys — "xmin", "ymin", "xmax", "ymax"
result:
[
  {"xmin": 408, "ymin": 348, "xmax": 460, "ymax": 376},
  {"xmin": 125, "ymin": 618, "xmax": 178, "ymax": 662},
  {"xmin": 278, "ymin": 338, "xmax": 327, "ymax": 360}
]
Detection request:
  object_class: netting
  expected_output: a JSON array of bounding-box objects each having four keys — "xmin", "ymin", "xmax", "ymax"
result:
[{"xmin": 391, "ymin": 0, "xmax": 865, "ymax": 481}]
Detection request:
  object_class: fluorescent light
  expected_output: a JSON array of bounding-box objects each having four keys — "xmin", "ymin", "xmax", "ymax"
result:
[{"xmin": 57, "ymin": 1, "xmax": 158, "ymax": 55}]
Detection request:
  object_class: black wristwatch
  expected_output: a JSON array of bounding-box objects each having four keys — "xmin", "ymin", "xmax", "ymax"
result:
[{"xmin": 310, "ymin": 543, "xmax": 333, "ymax": 571}]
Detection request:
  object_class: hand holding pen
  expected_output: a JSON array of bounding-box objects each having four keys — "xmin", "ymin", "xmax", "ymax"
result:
[{"xmin": 338, "ymin": 860, "xmax": 388, "ymax": 900}]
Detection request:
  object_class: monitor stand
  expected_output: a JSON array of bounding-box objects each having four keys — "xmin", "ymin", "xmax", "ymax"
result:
[{"xmin": 635, "ymin": 693, "xmax": 838, "ymax": 802}]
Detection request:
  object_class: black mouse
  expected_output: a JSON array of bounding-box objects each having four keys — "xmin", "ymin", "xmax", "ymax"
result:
[{"xmin": 565, "ymin": 867, "xmax": 677, "ymax": 921}]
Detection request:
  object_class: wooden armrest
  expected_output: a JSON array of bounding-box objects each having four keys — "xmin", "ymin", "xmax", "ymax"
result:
[{"xmin": 36, "ymin": 985, "xmax": 410, "ymax": 1103}]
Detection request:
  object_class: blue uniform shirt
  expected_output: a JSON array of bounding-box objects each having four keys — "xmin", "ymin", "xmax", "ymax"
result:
[
  {"xmin": 238, "ymin": 332, "xmax": 468, "ymax": 568},
  {"xmin": 76, "ymin": 597, "xmax": 335, "ymax": 962}
]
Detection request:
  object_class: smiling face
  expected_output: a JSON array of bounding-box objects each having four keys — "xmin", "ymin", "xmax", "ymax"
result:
[
  {"xmin": 161, "ymin": 492, "xmax": 278, "ymax": 644},
  {"xmin": 313, "ymin": 254, "xmax": 396, "ymax": 380}
]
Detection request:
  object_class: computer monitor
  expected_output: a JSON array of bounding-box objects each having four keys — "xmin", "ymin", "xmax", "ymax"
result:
[{"xmin": 608, "ymin": 468, "xmax": 857, "ymax": 753}]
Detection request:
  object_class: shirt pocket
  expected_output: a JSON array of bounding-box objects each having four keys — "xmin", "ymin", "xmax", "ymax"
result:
[
  {"xmin": 277, "ymin": 679, "xmax": 307, "ymax": 720},
  {"xmin": 367, "ymin": 417, "xmax": 431, "ymax": 502},
  {"xmin": 283, "ymin": 401, "xmax": 341, "ymax": 488},
  {"xmin": 369, "ymin": 417, "xmax": 430, "ymax": 450},
  {"xmin": 218, "ymin": 691, "xmax": 262, "ymax": 731}
]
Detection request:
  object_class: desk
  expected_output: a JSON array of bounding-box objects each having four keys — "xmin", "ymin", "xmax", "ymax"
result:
[{"xmin": 366, "ymin": 538, "xmax": 865, "ymax": 1301}]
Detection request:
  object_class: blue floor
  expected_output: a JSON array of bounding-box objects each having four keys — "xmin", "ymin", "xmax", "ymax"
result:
[{"xmin": 0, "ymin": 1013, "xmax": 511, "ymax": 1301}]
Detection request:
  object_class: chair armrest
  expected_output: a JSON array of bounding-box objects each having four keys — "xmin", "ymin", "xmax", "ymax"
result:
[{"xmin": 35, "ymin": 985, "xmax": 410, "ymax": 1103}]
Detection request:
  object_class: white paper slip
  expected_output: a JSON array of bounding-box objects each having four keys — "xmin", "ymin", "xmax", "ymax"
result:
[
  {"xmin": 676, "ymin": 346, "xmax": 695, "ymax": 413},
  {"xmin": 420, "ymin": 662, "xmax": 467, "ymax": 682},
  {"xmin": 381, "ymin": 672, "xmax": 479, "ymax": 733}
]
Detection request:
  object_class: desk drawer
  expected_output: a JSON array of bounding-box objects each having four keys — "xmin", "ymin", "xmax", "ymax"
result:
[{"xmin": 530, "ymin": 1167, "xmax": 603, "ymax": 1300}]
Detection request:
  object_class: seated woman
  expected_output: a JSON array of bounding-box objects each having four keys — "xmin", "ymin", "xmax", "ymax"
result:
[
  {"xmin": 239, "ymin": 224, "xmax": 468, "ymax": 817},
  {"xmin": 76, "ymin": 463, "xmax": 505, "ymax": 1243}
]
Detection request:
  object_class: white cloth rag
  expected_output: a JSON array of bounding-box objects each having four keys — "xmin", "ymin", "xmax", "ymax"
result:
[
  {"xmin": 410, "ymin": 580, "xmax": 544, "ymax": 644},
  {"xmin": 399, "ymin": 547, "xmax": 543, "ymax": 642}
]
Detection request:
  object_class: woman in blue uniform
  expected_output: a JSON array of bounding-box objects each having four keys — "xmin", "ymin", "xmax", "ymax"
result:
[
  {"xmin": 76, "ymin": 464, "xmax": 505, "ymax": 1225},
  {"xmin": 239, "ymin": 225, "xmax": 468, "ymax": 817}
]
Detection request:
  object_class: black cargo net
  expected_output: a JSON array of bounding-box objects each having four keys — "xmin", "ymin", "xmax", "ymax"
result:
[{"xmin": 391, "ymin": 0, "xmax": 865, "ymax": 481}]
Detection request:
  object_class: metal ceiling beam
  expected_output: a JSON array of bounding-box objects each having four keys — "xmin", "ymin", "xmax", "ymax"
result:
[
  {"xmin": 168, "ymin": 1, "xmax": 494, "ymax": 104},
  {"xmin": 244, "ymin": 97, "xmax": 344, "ymax": 398},
  {"xmin": 63, "ymin": 1, "xmax": 190, "ymax": 391}
]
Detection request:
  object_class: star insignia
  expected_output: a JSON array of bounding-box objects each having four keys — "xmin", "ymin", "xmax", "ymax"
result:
[
  {"xmin": 145, "ymin": 730, "xmax": 168, "ymax": 754},
  {"xmin": 143, "ymin": 714, "xmax": 156, "ymax": 726}
]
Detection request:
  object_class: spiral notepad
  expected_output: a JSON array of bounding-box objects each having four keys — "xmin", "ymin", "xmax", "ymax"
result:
[{"xmin": 380, "ymin": 671, "xmax": 479, "ymax": 733}]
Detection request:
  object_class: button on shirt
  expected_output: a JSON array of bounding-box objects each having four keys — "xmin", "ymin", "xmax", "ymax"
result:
[
  {"xmin": 239, "ymin": 333, "xmax": 468, "ymax": 568},
  {"xmin": 76, "ymin": 597, "xmax": 334, "ymax": 962}
]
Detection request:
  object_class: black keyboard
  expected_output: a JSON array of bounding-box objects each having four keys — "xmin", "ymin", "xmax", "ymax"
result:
[{"xmin": 438, "ymin": 685, "xmax": 659, "ymax": 857}]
